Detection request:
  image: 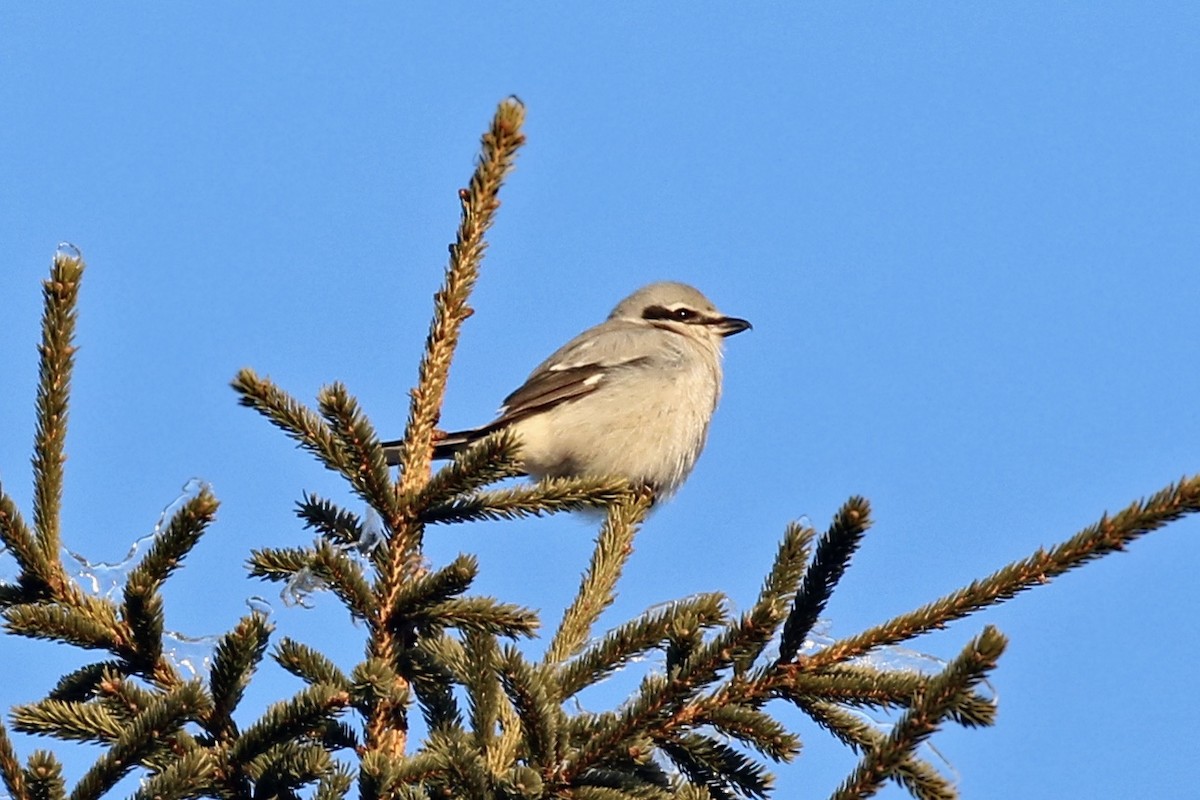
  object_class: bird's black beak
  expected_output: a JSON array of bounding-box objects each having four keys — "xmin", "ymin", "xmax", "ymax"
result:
[{"xmin": 711, "ymin": 316, "xmax": 752, "ymax": 337}]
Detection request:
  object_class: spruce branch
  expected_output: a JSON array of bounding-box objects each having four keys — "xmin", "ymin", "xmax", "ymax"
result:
[
  {"xmin": 4, "ymin": 603, "xmax": 119, "ymax": 651},
  {"xmin": 246, "ymin": 741, "xmax": 333, "ymax": 795},
  {"xmin": 0, "ymin": 721, "xmax": 28, "ymax": 800},
  {"xmin": 310, "ymin": 539, "xmax": 377, "ymax": 621},
  {"xmin": 275, "ymin": 638, "xmax": 352, "ymax": 689},
  {"xmin": 94, "ymin": 671, "xmax": 158, "ymax": 724},
  {"xmin": 46, "ymin": 662, "xmax": 123, "ymax": 702},
  {"xmin": 566, "ymin": 605, "xmax": 783, "ymax": 784},
  {"xmin": 675, "ymin": 785, "xmax": 718, "ymax": 800},
  {"xmin": 732, "ymin": 523, "xmax": 814, "ymax": 674},
  {"xmin": 546, "ymin": 491, "xmax": 653, "ymax": 666},
  {"xmin": 24, "ymin": 751, "xmax": 66, "ymax": 800},
  {"xmin": 778, "ymin": 665, "xmax": 996, "ymax": 728},
  {"xmin": 296, "ymin": 493, "xmax": 390, "ymax": 572},
  {"xmin": 32, "ymin": 251, "xmax": 84, "ymax": 594},
  {"xmin": 317, "ymin": 381, "xmax": 399, "ymax": 518},
  {"xmin": 351, "ymin": 659, "xmax": 410, "ymax": 721},
  {"xmin": 387, "ymin": 553, "xmax": 477, "ymax": 623},
  {"xmin": 230, "ymin": 368, "xmax": 348, "ymax": 476},
  {"xmin": 698, "ymin": 704, "xmax": 800, "ymax": 764},
  {"xmin": 68, "ymin": 681, "xmax": 210, "ymax": 800},
  {"xmin": 800, "ymin": 701, "xmax": 954, "ymax": 800},
  {"xmin": 572, "ymin": 784, "xmax": 669, "ymax": 800},
  {"xmin": 124, "ymin": 490, "xmax": 219, "ymax": 597},
  {"xmin": 567, "ymin": 533, "xmax": 844, "ymax": 785},
  {"xmin": 12, "ymin": 699, "xmax": 123, "ymax": 744},
  {"xmin": 402, "ymin": 643, "xmax": 464, "ymax": 735},
  {"xmin": 831, "ymin": 626, "xmax": 1007, "ymax": 800},
  {"xmin": 320, "ymin": 719, "xmax": 364, "ymax": 752},
  {"xmin": 120, "ymin": 575, "xmax": 165, "ymax": 672},
  {"xmin": 359, "ymin": 749, "xmax": 419, "ymax": 800},
  {"xmin": 296, "ymin": 492, "xmax": 366, "ymax": 549},
  {"xmin": 556, "ymin": 592, "xmax": 727, "ymax": 700},
  {"xmin": 660, "ymin": 732, "xmax": 773, "ymax": 800},
  {"xmin": 208, "ymin": 611, "xmax": 273, "ymax": 739},
  {"xmin": 461, "ymin": 631, "xmax": 502, "ymax": 764},
  {"xmin": 246, "ymin": 545, "xmax": 314, "ymax": 582},
  {"xmin": 567, "ymin": 673, "xmax": 688, "ymax": 779},
  {"xmin": 386, "ymin": 748, "xmax": 445, "ymax": 788},
  {"xmin": 805, "ymin": 476, "xmax": 1200, "ymax": 669},
  {"xmin": 130, "ymin": 750, "xmax": 216, "ymax": 800},
  {"xmin": 365, "ymin": 99, "xmax": 526, "ymax": 761},
  {"xmin": 229, "ymin": 683, "xmax": 351, "ymax": 765},
  {"xmin": 0, "ymin": 490, "xmax": 52, "ymax": 601},
  {"xmin": 394, "ymin": 96, "xmax": 526, "ymax": 493},
  {"xmin": 417, "ymin": 429, "xmax": 525, "ymax": 508},
  {"xmin": 779, "ymin": 498, "xmax": 870, "ymax": 664},
  {"xmin": 313, "ymin": 763, "xmax": 355, "ymax": 800},
  {"xmin": 573, "ymin": 757, "xmax": 671, "ymax": 798},
  {"xmin": 421, "ymin": 730, "xmax": 493, "ymax": 799},
  {"xmin": 416, "ymin": 596, "xmax": 539, "ymax": 639},
  {"xmin": 498, "ymin": 646, "xmax": 562, "ymax": 770},
  {"xmin": 421, "ymin": 476, "xmax": 635, "ymax": 524},
  {"xmin": 115, "ymin": 490, "xmax": 218, "ymax": 678},
  {"xmin": 0, "ymin": 583, "xmax": 22, "ymax": 607}
]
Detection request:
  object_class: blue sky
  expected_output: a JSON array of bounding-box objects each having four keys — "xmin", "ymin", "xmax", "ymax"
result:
[{"xmin": 2, "ymin": 4, "xmax": 1198, "ymax": 798}]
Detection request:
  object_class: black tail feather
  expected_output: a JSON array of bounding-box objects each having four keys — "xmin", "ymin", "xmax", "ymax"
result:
[{"xmin": 381, "ymin": 429, "xmax": 480, "ymax": 467}]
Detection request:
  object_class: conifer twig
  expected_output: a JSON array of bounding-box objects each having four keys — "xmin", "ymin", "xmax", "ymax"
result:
[
  {"xmin": 804, "ymin": 476, "xmax": 1200, "ymax": 669},
  {"xmin": 275, "ymin": 638, "xmax": 352, "ymax": 689},
  {"xmin": 296, "ymin": 493, "xmax": 365, "ymax": 549},
  {"xmin": 229, "ymin": 684, "xmax": 350, "ymax": 766},
  {"xmin": 231, "ymin": 369, "xmax": 347, "ymax": 474},
  {"xmin": 461, "ymin": 631, "xmax": 501, "ymax": 760},
  {"xmin": 421, "ymin": 476, "xmax": 633, "ymax": 524},
  {"xmin": 556, "ymin": 592, "xmax": 727, "ymax": 701},
  {"xmin": 778, "ymin": 665, "xmax": 996, "ymax": 728},
  {"xmin": 24, "ymin": 752, "xmax": 66, "ymax": 800},
  {"xmin": 830, "ymin": 626, "xmax": 1006, "ymax": 800},
  {"xmin": 497, "ymin": 647, "xmax": 562, "ymax": 770},
  {"xmin": 32, "ymin": 251, "xmax": 84, "ymax": 593},
  {"xmin": 0, "ymin": 721, "xmax": 27, "ymax": 800},
  {"xmin": 660, "ymin": 732, "xmax": 773, "ymax": 799},
  {"xmin": 131, "ymin": 750, "xmax": 215, "ymax": 800},
  {"xmin": 801, "ymin": 701, "xmax": 955, "ymax": 800},
  {"xmin": 209, "ymin": 612, "xmax": 274, "ymax": 738},
  {"xmin": 69, "ymin": 682, "xmax": 210, "ymax": 800},
  {"xmin": 316, "ymin": 382, "xmax": 397, "ymax": 517},
  {"xmin": 366, "ymin": 100, "xmax": 525, "ymax": 760},
  {"xmin": 732, "ymin": 522, "xmax": 814, "ymax": 673},
  {"xmin": 417, "ymin": 430, "xmax": 525, "ymax": 508},
  {"xmin": 12, "ymin": 698, "xmax": 124, "ymax": 743},
  {"xmin": 0, "ymin": 490, "xmax": 46, "ymax": 600},
  {"xmin": 394, "ymin": 97, "xmax": 526, "ymax": 495},
  {"xmin": 778, "ymin": 498, "xmax": 870, "ymax": 664},
  {"xmin": 545, "ymin": 491, "xmax": 653, "ymax": 666}
]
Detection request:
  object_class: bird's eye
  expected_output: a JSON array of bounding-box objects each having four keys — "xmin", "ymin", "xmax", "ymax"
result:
[{"xmin": 642, "ymin": 304, "xmax": 700, "ymax": 323}]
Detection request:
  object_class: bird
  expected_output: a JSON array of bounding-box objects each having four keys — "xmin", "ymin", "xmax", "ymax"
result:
[{"xmin": 383, "ymin": 281, "xmax": 750, "ymax": 498}]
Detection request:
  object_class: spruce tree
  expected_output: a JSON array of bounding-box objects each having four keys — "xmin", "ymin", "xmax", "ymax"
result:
[{"xmin": 2, "ymin": 98, "xmax": 1197, "ymax": 800}]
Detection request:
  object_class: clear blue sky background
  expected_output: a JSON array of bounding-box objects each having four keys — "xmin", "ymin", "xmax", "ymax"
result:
[{"xmin": 2, "ymin": 5, "xmax": 1197, "ymax": 798}]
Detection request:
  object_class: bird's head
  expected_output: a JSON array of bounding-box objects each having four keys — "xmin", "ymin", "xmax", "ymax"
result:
[{"xmin": 611, "ymin": 281, "xmax": 752, "ymax": 341}]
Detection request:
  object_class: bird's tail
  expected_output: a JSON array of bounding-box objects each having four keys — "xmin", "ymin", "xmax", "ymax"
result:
[{"xmin": 382, "ymin": 429, "xmax": 483, "ymax": 467}]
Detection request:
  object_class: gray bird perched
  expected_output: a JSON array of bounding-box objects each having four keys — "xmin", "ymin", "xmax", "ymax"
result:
[{"xmin": 383, "ymin": 282, "xmax": 750, "ymax": 498}]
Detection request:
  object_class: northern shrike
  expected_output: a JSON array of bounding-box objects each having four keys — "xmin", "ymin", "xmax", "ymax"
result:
[{"xmin": 384, "ymin": 282, "xmax": 750, "ymax": 497}]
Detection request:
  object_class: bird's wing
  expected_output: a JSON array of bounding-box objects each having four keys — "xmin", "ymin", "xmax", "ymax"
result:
[{"xmin": 490, "ymin": 320, "xmax": 658, "ymax": 427}]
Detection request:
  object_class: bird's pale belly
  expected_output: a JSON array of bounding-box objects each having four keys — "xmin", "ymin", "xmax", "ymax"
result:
[{"xmin": 510, "ymin": 369, "xmax": 718, "ymax": 496}]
